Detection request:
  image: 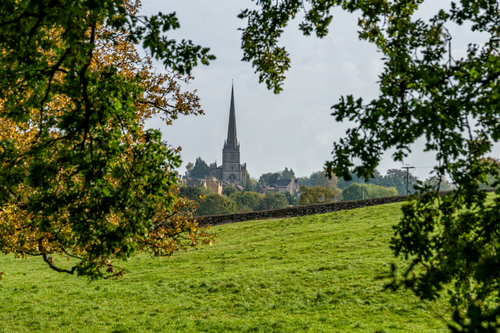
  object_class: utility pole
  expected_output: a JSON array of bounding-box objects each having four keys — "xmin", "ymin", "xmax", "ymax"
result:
[{"xmin": 402, "ymin": 165, "xmax": 415, "ymax": 194}]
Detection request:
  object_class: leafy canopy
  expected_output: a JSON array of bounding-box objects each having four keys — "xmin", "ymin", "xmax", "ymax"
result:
[
  {"xmin": 0, "ymin": 0, "xmax": 215, "ymax": 280},
  {"xmin": 240, "ymin": 0, "xmax": 500, "ymax": 330},
  {"xmin": 299, "ymin": 185, "xmax": 341, "ymax": 205},
  {"xmin": 341, "ymin": 183, "xmax": 397, "ymax": 201},
  {"xmin": 258, "ymin": 167, "xmax": 296, "ymax": 185},
  {"xmin": 187, "ymin": 157, "xmax": 210, "ymax": 179},
  {"xmin": 336, "ymin": 169, "xmax": 418, "ymax": 195}
]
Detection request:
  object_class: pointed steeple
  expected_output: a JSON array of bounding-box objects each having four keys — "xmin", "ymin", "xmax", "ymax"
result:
[{"xmin": 226, "ymin": 84, "xmax": 238, "ymax": 150}]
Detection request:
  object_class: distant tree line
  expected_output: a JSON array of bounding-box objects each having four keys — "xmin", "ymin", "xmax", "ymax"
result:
[
  {"xmin": 181, "ymin": 157, "xmax": 458, "ymax": 210},
  {"xmin": 301, "ymin": 169, "xmax": 455, "ymax": 194},
  {"xmin": 258, "ymin": 167, "xmax": 295, "ymax": 185},
  {"xmin": 177, "ymin": 184, "xmax": 291, "ymax": 216}
]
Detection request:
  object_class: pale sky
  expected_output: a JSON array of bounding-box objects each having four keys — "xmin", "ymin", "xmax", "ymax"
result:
[{"xmin": 140, "ymin": 0, "xmax": 494, "ymax": 181}]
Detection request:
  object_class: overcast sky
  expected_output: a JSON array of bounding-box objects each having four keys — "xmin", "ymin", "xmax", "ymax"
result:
[{"xmin": 140, "ymin": 0, "xmax": 494, "ymax": 180}]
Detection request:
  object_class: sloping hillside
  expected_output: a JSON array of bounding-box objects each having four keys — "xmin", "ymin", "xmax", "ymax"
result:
[{"xmin": 0, "ymin": 202, "xmax": 449, "ymax": 332}]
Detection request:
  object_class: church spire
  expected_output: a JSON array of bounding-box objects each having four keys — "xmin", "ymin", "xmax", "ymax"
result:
[{"xmin": 226, "ymin": 84, "xmax": 238, "ymax": 149}]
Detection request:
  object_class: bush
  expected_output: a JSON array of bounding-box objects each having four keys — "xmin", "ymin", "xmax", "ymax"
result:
[
  {"xmin": 230, "ymin": 191, "xmax": 264, "ymax": 211},
  {"xmin": 197, "ymin": 193, "xmax": 238, "ymax": 216},
  {"xmin": 284, "ymin": 191, "xmax": 299, "ymax": 206},
  {"xmin": 259, "ymin": 193, "xmax": 288, "ymax": 210},
  {"xmin": 222, "ymin": 186, "xmax": 238, "ymax": 196},
  {"xmin": 341, "ymin": 183, "xmax": 397, "ymax": 201},
  {"xmin": 178, "ymin": 185, "xmax": 211, "ymax": 202},
  {"xmin": 299, "ymin": 186, "xmax": 341, "ymax": 205}
]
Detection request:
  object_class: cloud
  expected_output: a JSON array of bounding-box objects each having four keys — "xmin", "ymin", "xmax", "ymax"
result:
[{"xmin": 141, "ymin": 0, "xmax": 493, "ymax": 181}]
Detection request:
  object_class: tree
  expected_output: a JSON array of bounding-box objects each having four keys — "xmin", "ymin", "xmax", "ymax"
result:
[
  {"xmin": 259, "ymin": 172, "xmax": 281, "ymax": 186},
  {"xmin": 240, "ymin": 1, "xmax": 500, "ymax": 328},
  {"xmin": 0, "ymin": 0, "xmax": 215, "ymax": 279},
  {"xmin": 259, "ymin": 167, "xmax": 296, "ymax": 185},
  {"xmin": 197, "ymin": 193, "xmax": 237, "ymax": 216},
  {"xmin": 178, "ymin": 184, "xmax": 211, "ymax": 202},
  {"xmin": 222, "ymin": 186, "xmax": 237, "ymax": 197},
  {"xmin": 230, "ymin": 191, "xmax": 264, "ymax": 211},
  {"xmin": 381, "ymin": 170, "xmax": 418, "ymax": 195},
  {"xmin": 281, "ymin": 167, "xmax": 295, "ymax": 179},
  {"xmin": 336, "ymin": 170, "xmax": 417, "ymax": 195},
  {"xmin": 340, "ymin": 183, "xmax": 366, "ymax": 202},
  {"xmin": 422, "ymin": 176, "xmax": 456, "ymax": 192},
  {"xmin": 298, "ymin": 171, "xmax": 322, "ymax": 187},
  {"xmin": 244, "ymin": 177, "xmax": 260, "ymax": 192},
  {"xmin": 299, "ymin": 170, "xmax": 342, "ymax": 204},
  {"xmin": 284, "ymin": 191, "xmax": 298, "ymax": 206},
  {"xmin": 188, "ymin": 157, "xmax": 210, "ymax": 179},
  {"xmin": 341, "ymin": 183, "xmax": 397, "ymax": 201},
  {"xmin": 185, "ymin": 162, "xmax": 194, "ymax": 177},
  {"xmin": 314, "ymin": 170, "xmax": 338, "ymax": 188},
  {"xmin": 241, "ymin": 171, "xmax": 254, "ymax": 191},
  {"xmin": 387, "ymin": 169, "xmax": 418, "ymax": 181},
  {"xmin": 299, "ymin": 185, "xmax": 341, "ymax": 205},
  {"xmin": 259, "ymin": 192, "xmax": 288, "ymax": 210},
  {"xmin": 479, "ymin": 157, "xmax": 500, "ymax": 189},
  {"xmin": 378, "ymin": 173, "xmax": 418, "ymax": 195}
]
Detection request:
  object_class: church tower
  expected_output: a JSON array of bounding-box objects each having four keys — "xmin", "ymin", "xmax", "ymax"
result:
[{"xmin": 210, "ymin": 85, "xmax": 247, "ymax": 184}]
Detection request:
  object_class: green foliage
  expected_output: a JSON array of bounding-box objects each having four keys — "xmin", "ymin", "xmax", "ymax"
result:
[
  {"xmin": 259, "ymin": 172, "xmax": 280, "ymax": 186},
  {"xmin": 241, "ymin": 171, "xmax": 256, "ymax": 192},
  {"xmin": 188, "ymin": 157, "xmax": 210, "ymax": 179},
  {"xmin": 314, "ymin": 170, "xmax": 338, "ymax": 188},
  {"xmin": 281, "ymin": 167, "xmax": 295, "ymax": 179},
  {"xmin": 479, "ymin": 173, "xmax": 497, "ymax": 189},
  {"xmin": 259, "ymin": 167, "xmax": 296, "ymax": 186},
  {"xmin": 301, "ymin": 169, "xmax": 414, "ymax": 195},
  {"xmin": 479, "ymin": 157, "xmax": 500, "ymax": 189},
  {"xmin": 0, "ymin": 0, "xmax": 215, "ymax": 279},
  {"xmin": 298, "ymin": 171, "xmax": 322, "ymax": 187},
  {"xmin": 299, "ymin": 171, "xmax": 342, "ymax": 205},
  {"xmin": 179, "ymin": 185, "xmax": 290, "ymax": 214},
  {"xmin": 341, "ymin": 183, "xmax": 398, "ymax": 201},
  {"xmin": 386, "ymin": 169, "xmax": 418, "ymax": 182},
  {"xmin": 337, "ymin": 171, "xmax": 418, "ymax": 195},
  {"xmin": 240, "ymin": 0, "xmax": 500, "ymax": 328},
  {"xmin": 197, "ymin": 193, "xmax": 237, "ymax": 216},
  {"xmin": 222, "ymin": 186, "xmax": 238, "ymax": 197},
  {"xmin": 178, "ymin": 184, "xmax": 212, "ymax": 202},
  {"xmin": 229, "ymin": 191, "xmax": 263, "ymax": 211},
  {"xmin": 299, "ymin": 185, "xmax": 341, "ymax": 205},
  {"xmin": 259, "ymin": 192, "xmax": 288, "ymax": 210},
  {"xmin": 0, "ymin": 202, "xmax": 450, "ymax": 332},
  {"xmin": 244, "ymin": 178, "xmax": 260, "ymax": 192},
  {"xmin": 422, "ymin": 176, "xmax": 455, "ymax": 192},
  {"xmin": 284, "ymin": 191, "xmax": 299, "ymax": 206},
  {"xmin": 178, "ymin": 185, "xmax": 239, "ymax": 216},
  {"xmin": 185, "ymin": 162, "xmax": 194, "ymax": 177}
]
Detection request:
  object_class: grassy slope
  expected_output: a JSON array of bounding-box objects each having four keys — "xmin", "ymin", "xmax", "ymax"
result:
[{"xmin": 0, "ymin": 202, "xmax": 451, "ymax": 333}]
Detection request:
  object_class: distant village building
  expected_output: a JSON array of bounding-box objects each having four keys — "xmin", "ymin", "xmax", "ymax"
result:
[
  {"xmin": 257, "ymin": 184, "xmax": 275, "ymax": 194},
  {"xmin": 179, "ymin": 175, "xmax": 223, "ymax": 195},
  {"xmin": 183, "ymin": 177, "xmax": 206, "ymax": 188},
  {"xmin": 274, "ymin": 178, "xmax": 300, "ymax": 195},
  {"xmin": 210, "ymin": 85, "xmax": 247, "ymax": 185},
  {"xmin": 257, "ymin": 178, "xmax": 300, "ymax": 196},
  {"xmin": 205, "ymin": 175, "xmax": 223, "ymax": 195}
]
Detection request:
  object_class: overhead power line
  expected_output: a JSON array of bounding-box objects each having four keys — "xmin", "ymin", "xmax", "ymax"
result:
[{"xmin": 402, "ymin": 164, "xmax": 416, "ymax": 194}]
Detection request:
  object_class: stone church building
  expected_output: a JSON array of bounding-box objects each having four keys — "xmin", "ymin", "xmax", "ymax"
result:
[{"xmin": 210, "ymin": 85, "xmax": 247, "ymax": 185}]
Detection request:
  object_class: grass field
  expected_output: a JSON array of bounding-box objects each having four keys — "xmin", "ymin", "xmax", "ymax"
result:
[{"xmin": 0, "ymin": 202, "xmax": 451, "ymax": 332}]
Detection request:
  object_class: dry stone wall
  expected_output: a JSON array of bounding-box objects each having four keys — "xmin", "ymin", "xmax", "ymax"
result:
[{"xmin": 197, "ymin": 189, "xmax": 497, "ymax": 227}]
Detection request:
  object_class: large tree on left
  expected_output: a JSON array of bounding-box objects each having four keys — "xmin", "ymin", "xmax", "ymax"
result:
[{"xmin": 0, "ymin": 0, "xmax": 215, "ymax": 279}]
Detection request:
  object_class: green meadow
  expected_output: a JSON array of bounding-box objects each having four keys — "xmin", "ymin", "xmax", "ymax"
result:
[{"xmin": 0, "ymin": 202, "xmax": 451, "ymax": 332}]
